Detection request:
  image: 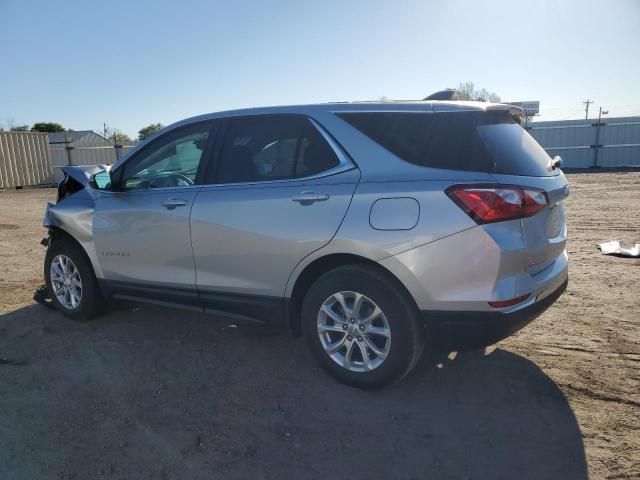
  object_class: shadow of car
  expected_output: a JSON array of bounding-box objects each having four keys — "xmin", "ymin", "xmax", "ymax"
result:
[{"xmin": 0, "ymin": 304, "xmax": 587, "ymax": 480}]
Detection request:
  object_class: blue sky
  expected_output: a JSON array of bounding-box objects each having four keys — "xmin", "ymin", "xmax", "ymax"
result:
[{"xmin": 1, "ymin": 0, "xmax": 639, "ymax": 137}]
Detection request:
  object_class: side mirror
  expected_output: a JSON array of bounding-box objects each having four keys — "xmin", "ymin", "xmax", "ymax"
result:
[{"xmin": 90, "ymin": 171, "xmax": 112, "ymax": 190}]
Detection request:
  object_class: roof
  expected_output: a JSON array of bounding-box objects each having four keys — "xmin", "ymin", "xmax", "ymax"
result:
[
  {"xmin": 167, "ymin": 100, "xmax": 521, "ymax": 129},
  {"xmin": 48, "ymin": 130, "xmax": 112, "ymax": 146},
  {"xmin": 48, "ymin": 130, "xmax": 92, "ymax": 144}
]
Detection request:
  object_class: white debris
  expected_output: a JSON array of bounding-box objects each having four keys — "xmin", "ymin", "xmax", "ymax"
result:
[{"xmin": 598, "ymin": 240, "xmax": 640, "ymax": 257}]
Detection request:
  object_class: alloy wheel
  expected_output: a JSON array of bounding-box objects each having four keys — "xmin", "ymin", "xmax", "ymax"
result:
[
  {"xmin": 317, "ymin": 291, "xmax": 391, "ymax": 372},
  {"xmin": 50, "ymin": 254, "xmax": 83, "ymax": 310}
]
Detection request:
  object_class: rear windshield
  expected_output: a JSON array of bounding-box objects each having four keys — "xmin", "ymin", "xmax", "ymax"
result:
[{"xmin": 336, "ymin": 111, "xmax": 553, "ymax": 176}]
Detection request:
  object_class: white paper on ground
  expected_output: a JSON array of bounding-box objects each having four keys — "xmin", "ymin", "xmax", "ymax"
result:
[{"xmin": 598, "ymin": 240, "xmax": 640, "ymax": 257}]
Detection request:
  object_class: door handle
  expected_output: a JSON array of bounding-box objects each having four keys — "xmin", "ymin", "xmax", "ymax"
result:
[
  {"xmin": 292, "ymin": 191, "xmax": 329, "ymax": 205},
  {"xmin": 161, "ymin": 198, "xmax": 188, "ymax": 210}
]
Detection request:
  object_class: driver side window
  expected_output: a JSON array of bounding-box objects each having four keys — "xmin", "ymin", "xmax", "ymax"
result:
[{"xmin": 121, "ymin": 122, "xmax": 212, "ymax": 190}]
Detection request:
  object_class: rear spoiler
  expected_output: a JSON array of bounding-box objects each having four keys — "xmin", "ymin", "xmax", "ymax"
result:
[
  {"xmin": 428, "ymin": 101, "xmax": 525, "ymax": 123},
  {"xmin": 486, "ymin": 103, "xmax": 525, "ymax": 122}
]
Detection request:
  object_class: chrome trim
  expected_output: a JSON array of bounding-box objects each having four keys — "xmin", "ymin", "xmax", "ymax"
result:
[
  {"xmin": 95, "ymin": 184, "xmax": 203, "ymax": 195},
  {"xmin": 308, "ymin": 117, "xmax": 354, "ymax": 170}
]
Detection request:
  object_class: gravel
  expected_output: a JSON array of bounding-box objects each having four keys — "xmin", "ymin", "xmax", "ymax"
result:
[{"xmin": 0, "ymin": 172, "xmax": 638, "ymax": 479}]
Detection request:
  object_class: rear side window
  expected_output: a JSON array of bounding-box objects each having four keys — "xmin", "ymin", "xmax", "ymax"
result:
[
  {"xmin": 215, "ymin": 115, "xmax": 340, "ymax": 184},
  {"xmin": 477, "ymin": 122, "xmax": 553, "ymax": 176},
  {"xmin": 336, "ymin": 111, "xmax": 553, "ymax": 176}
]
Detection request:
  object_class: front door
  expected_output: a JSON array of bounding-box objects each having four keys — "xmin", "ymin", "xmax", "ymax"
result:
[
  {"xmin": 93, "ymin": 121, "xmax": 215, "ymax": 306},
  {"xmin": 190, "ymin": 114, "xmax": 359, "ymax": 322}
]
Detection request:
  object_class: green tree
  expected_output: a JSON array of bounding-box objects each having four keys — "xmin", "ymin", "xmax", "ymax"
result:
[
  {"xmin": 111, "ymin": 131, "xmax": 132, "ymax": 144},
  {"xmin": 31, "ymin": 122, "xmax": 65, "ymax": 133},
  {"xmin": 111, "ymin": 132, "xmax": 131, "ymax": 143},
  {"xmin": 138, "ymin": 123, "xmax": 164, "ymax": 141},
  {"xmin": 453, "ymin": 81, "xmax": 501, "ymax": 102}
]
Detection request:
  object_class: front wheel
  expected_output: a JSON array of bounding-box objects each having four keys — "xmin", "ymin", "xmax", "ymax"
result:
[
  {"xmin": 44, "ymin": 237, "xmax": 104, "ymax": 321},
  {"xmin": 302, "ymin": 264, "xmax": 426, "ymax": 389}
]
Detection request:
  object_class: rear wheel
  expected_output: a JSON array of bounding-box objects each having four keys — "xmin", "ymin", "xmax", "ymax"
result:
[
  {"xmin": 302, "ymin": 264, "xmax": 426, "ymax": 388},
  {"xmin": 44, "ymin": 237, "xmax": 104, "ymax": 321}
]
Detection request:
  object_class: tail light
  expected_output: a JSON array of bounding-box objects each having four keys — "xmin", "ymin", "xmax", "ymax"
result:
[{"xmin": 445, "ymin": 184, "xmax": 547, "ymax": 224}]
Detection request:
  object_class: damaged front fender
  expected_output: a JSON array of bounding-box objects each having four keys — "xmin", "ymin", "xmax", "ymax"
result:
[
  {"xmin": 56, "ymin": 164, "xmax": 111, "ymax": 202},
  {"xmin": 44, "ymin": 165, "xmax": 110, "ymax": 279}
]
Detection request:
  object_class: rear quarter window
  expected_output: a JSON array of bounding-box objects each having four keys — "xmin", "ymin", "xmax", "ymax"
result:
[
  {"xmin": 477, "ymin": 121, "xmax": 554, "ymax": 177},
  {"xmin": 336, "ymin": 111, "xmax": 553, "ymax": 177}
]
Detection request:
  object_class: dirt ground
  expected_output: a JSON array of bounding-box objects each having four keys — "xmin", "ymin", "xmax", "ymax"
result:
[{"xmin": 0, "ymin": 172, "xmax": 638, "ymax": 480}]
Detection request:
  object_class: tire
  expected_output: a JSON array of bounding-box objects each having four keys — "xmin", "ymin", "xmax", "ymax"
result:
[
  {"xmin": 301, "ymin": 264, "xmax": 426, "ymax": 389},
  {"xmin": 44, "ymin": 237, "xmax": 104, "ymax": 321}
]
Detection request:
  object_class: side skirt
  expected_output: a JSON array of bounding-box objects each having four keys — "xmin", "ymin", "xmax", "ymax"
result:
[{"xmin": 99, "ymin": 280, "xmax": 288, "ymax": 327}]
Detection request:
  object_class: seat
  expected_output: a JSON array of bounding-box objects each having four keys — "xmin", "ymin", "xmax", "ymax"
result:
[
  {"xmin": 300, "ymin": 143, "xmax": 330, "ymax": 176},
  {"xmin": 222, "ymin": 145, "xmax": 258, "ymax": 182}
]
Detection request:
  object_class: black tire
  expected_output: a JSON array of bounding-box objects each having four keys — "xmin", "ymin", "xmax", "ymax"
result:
[
  {"xmin": 44, "ymin": 237, "xmax": 104, "ymax": 321},
  {"xmin": 301, "ymin": 264, "xmax": 426, "ymax": 389}
]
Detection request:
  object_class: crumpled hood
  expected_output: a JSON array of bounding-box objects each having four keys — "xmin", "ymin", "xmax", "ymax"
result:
[{"xmin": 60, "ymin": 164, "xmax": 111, "ymax": 186}]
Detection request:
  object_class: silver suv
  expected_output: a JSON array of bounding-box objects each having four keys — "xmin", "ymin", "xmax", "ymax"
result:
[{"xmin": 43, "ymin": 101, "xmax": 569, "ymax": 388}]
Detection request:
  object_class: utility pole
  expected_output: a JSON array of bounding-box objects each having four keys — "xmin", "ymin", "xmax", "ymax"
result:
[
  {"xmin": 64, "ymin": 134, "xmax": 73, "ymax": 166},
  {"xmin": 113, "ymin": 132, "xmax": 120, "ymax": 161},
  {"xmin": 583, "ymin": 99, "xmax": 594, "ymax": 120},
  {"xmin": 593, "ymin": 106, "xmax": 608, "ymax": 168},
  {"xmin": 103, "ymin": 122, "xmax": 107, "ymax": 138}
]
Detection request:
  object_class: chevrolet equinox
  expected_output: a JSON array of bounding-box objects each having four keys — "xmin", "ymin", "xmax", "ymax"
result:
[{"xmin": 43, "ymin": 101, "xmax": 569, "ymax": 388}]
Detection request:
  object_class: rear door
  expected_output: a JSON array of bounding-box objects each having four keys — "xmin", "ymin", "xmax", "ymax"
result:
[
  {"xmin": 478, "ymin": 117, "xmax": 570, "ymax": 274},
  {"xmin": 190, "ymin": 114, "xmax": 359, "ymax": 321}
]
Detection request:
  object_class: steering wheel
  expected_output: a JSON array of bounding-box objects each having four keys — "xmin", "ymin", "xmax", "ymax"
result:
[{"xmin": 160, "ymin": 173, "xmax": 194, "ymax": 188}]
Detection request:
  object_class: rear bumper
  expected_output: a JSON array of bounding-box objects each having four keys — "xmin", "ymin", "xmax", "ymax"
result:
[{"xmin": 423, "ymin": 276, "xmax": 568, "ymax": 351}]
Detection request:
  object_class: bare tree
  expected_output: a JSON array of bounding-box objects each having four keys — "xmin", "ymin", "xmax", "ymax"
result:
[
  {"xmin": 5, "ymin": 116, "xmax": 17, "ymax": 130},
  {"xmin": 105, "ymin": 126, "xmax": 132, "ymax": 144},
  {"xmin": 3, "ymin": 116, "xmax": 29, "ymax": 131},
  {"xmin": 453, "ymin": 81, "xmax": 501, "ymax": 102}
]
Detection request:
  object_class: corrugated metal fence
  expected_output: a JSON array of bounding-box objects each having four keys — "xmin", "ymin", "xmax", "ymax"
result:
[
  {"xmin": 0, "ymin": 132, "xmax": 54, "ymax": 188},
  {"xmin": 527, "ymin": 116, "xmax": 640, "ymax": 169},
  {"xmin": 50, "ymin": 143, "xmax": 137, "ymax": 168},
  {"xmin": 49, "ymin": 143, "xmax": 136, "ymax": 181}
]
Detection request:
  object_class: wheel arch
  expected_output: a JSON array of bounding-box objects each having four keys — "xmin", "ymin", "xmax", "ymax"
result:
[
  {"xmin": 48, "ymin": 226, "xmax": 87, "ymax": 255},
  {"xmin": 287, "ymin": 253, "xmax": 419, "ymax": 336},
  {"xmin": 47, "ymin": 226, "xmax": 103, "ymax": 283}
]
